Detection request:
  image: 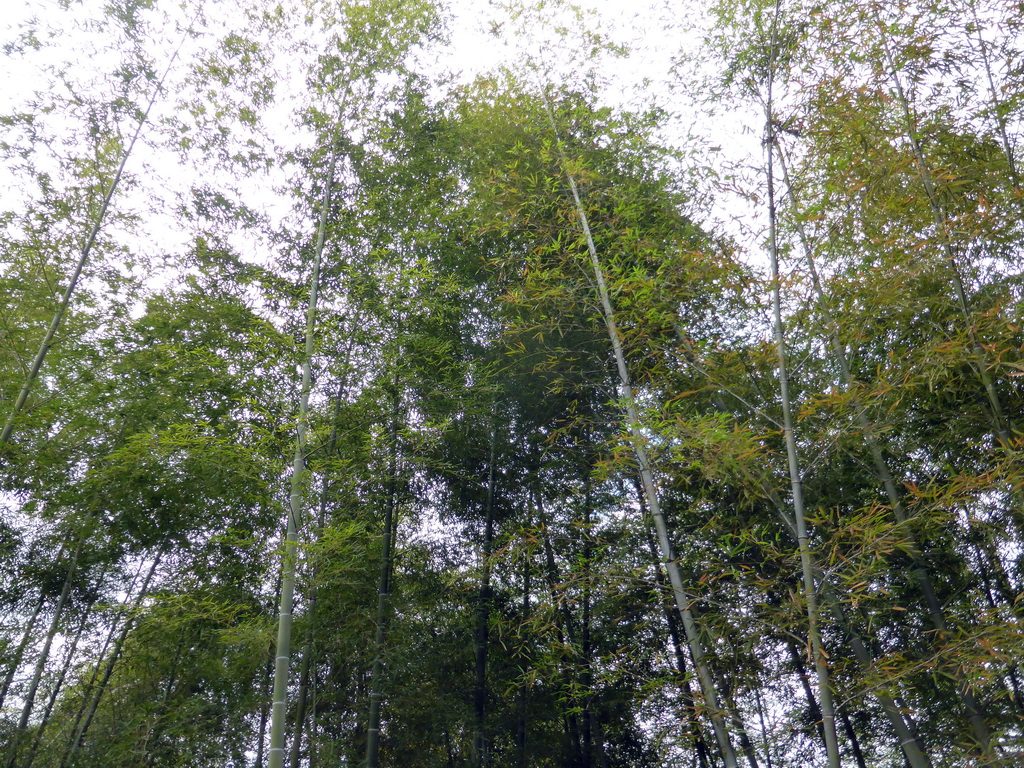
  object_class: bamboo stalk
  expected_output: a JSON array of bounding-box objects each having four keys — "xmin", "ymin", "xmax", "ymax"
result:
[
  {"xmin": 62, "ymin": 553, "xmax": 162, "ymax": 768},
  {"xmin": 0, "ymin": 13, "xmax": 198, "ymax": 451},
  {"xmin": 763, "ymin": 63, "xmax": 841, "ymax": 768},
  {"xmin": 365, "ymin": 403, "xmax": 400, "ymax": 768},
  {"xmin": 470, "ymin": 413, "xmax": 498, "ymax": 768},
  {"xmin": 267, "ymin": 143, "xmax": 338, "ymax": 768},
  {"xmin": 541, "ymin": 92, "xmax": 740, "ymax": 768}
]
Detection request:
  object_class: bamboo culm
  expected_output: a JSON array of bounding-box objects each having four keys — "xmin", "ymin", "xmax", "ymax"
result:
[
  {"xmin": 6, "ymin": 533, "xmax": 86, "ymax": 768},
  {"xmin": 763, "ymin": 67, "xmax": 841, "ymax": 768},
  {"xmin": 767, "ymin": 494, "xmax": 934, "ymax": 768},
  {"xmin": 21, "ymin": 595, "xmax": 97, "ymax": 768},
  {"xmin": 541, "ymin": 93, "xmax": 740, "ymax": 768},
  {"xmin": 0, "ymin": 592, "xmax": 46, "ymax": 713},
  {"xmin": 0, "ymin": 15, "xmax": 197, "ymax": 451},
  {"xmin": 470, "ymin": 415, "xmax": 498, "ymax": 768},
  {"xmin": 267, "ymin": 144, "xmax": 338, "ymax": 768},
  {"xmin": 775, "ymin": 134, "xmax": 995, "ymax": 754},
  {"xmin": 872, "ymin": 10, "xmax": 1011, "ymax": 454},
  {"xmin": 62, "ymin": 553, "xmax": 162, "ymax": 768},
  {"xmin": 364, "ymin": 407, "xmax": 400, "ymax": 768},
  {"xmin": 289, "ymin": 381, "xmax": 351, "ymax": 768}
]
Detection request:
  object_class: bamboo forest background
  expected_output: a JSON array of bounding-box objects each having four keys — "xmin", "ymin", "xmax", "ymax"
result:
[{"xmin": 1, "ymin": 0, "xmax": 1023, "ymax": 766}]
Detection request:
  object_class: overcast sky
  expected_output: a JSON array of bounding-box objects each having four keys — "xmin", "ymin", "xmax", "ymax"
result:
[{"xmin": 0, "ymin": 0, "xmax": 764, "ymax": 278}]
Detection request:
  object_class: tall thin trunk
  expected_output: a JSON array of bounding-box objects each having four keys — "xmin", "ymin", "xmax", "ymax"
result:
[
  {"xmin": 542, "ymin": 93, "xmax": 739, "ymax": 768},
  {"xmin": 290, "ymin": 380, "xmax": 350, "ymax": 768},
  {"xmin": 288, "ymin": 605, "xmax": 315, "ymax": 768},
  {"xmin": 255, "ymin": 574, "xmax": 282, "ymax": 768},
  {"xmin": 580, "ymin": 468, "xmax": 593, "ymax": 768},
  {"xmin": 62, "ymin": 553, "xmax": 161, "ymax": 768},
  {"xmin": 59, "ymin": 609, "xmax": 119, "ymax": 768},
  {"xmin": 824, "ymin": 594, "xmax": 932, "ymax": 768},
  {"xmin": 516, "ymin": 503, "xmax": 533, "ymax": 768},
  {"xmin": 769, "ymin": 499, "xmax": 933, "ymax": 768},
  {"xmin": 267, "ymin": 143, "xmax": 337, "ymax": 768},
  {"xmin": 786, "ymin": 639, "xmax": 825, "ymax": 745},
  {"xmin": 28, "ymin": 564, "xmax": 141, "ymax": 760},
  {"xmin": 533, "ymin": 484, "xmax": 585, "ymax": 767},
  {"xmin": 872, "ymin": 9, "xmax": 1010, "ymax": 453},
  {"xmin": 308, "ymin": 665, "xmax": 319, "ymax": 768},
  {"xmin": 838, "ymin": 706, "xmax": 869, "ymax": 768},
  {"xmin": 6, "ymin": 533, "xmax": 85, "ymax": 768},
  {"xmin": 720, "ymin": 672, "xmax": 759, "ymax": 768},
  {"xmin": 0, "ymin": 17, "xmax": 196, "ymax": 450},
  {"xmin": 365, "ymin": 405, "xmax": 400, "ymax": 768},
  {"xmin": 592, "ymin": 713, "xmax": 612, "ymax": 768},
  {"xmin": 973, "ymin": 540, "xmax": 1024, "ymax": 713},
  {"xmin": 968, "ymin": 4, "xmax": 1020, "ymax": 193},
  {"xmin": 471, "ymin": 416, "xmax": 498, "ymax": 768},
  {"xmin": 22, "ymin": 595, "xmax": 96, "ymax": 768},
  {"xmin": 774, "ymin": 132, "xmax": 993, "ymax": 757},
  {"xmin": 143, "ymin": 631, "xmax": 186, "ymax": 768},
  {"xmin": 535, "ymin": 484, "xmax": 578, "ymax": 642},
  {"xmin": 638, "ymin": 498, "xmax": 714, "ymax": 768},
  {"xmin": 0, "ymin": 591, "xmax": 46, "ymax": 712},
  {"xmin": 752, "ymin": 685, "xmax": 773, "ymax": 768},
  {"xmin": 763, "ymin": 33, "xmax": 841, "ymax": 761}
]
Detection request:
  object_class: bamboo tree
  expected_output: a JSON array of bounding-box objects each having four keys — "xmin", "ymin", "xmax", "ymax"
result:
[
  {"xmin": 515, "ymin": 501, "xmax": 533, "ymax": 768},
  {"xmin": 968, "ymin": 3, "xmax": 1021, "ymax": 193},
  {"xmin": 61, "ymin": 553, "xmax": 163, "ymax": 768},
  {"xmin": 772, "ymin": 498, "xmax": 935, "ymax": 768},
  {"xmin": 142, "ymin": 629, "xmax": 187, "ymax": 768},
  {"xmin": 21, "ymin": 591, "xmax": 98, "ymax": 768},
  {"xmin": 762, "ymin": 4, "xmax": 840, "ymax": 762},
  {"xmin": 868, "ymin": 3, "xmax": 1011, "ymax": 457},
  {"xmin": 6, "ymin": 530, "xmax": 87, "ymax": 768},
  {"xmin": 256, "ymin": 573, "xmax": 283, "ymax": 768},
  {"xmin": 636, "ymin": 482, "xmax": 715, "ymax": 768},
  {"xmin": 532, "ymin": 482, "xmax": 586, "ymax": 762},
  {"xmin": 290, "ymin": 379, "xmax": 352, "ymax": 768},
  {"xmin": 0, "ymin": 588, "xmax": 47, "ymax": 713},
  {"xmin": 774, "ymin": 129, "xmax": 1000, "ymax": 759},
  {"xmin": 540, "ymin": 92, "xmax": 740, "ymax": 768},
  {"xmin": 0, "ymin": 12, "xmax": 197, "ymax": 451},
  {"xmin": 267, "ymin": 142, "xmax": 338, "ymax": 768},
  {"xmin": 364, "ymin": 401, "xmax": 400, "ymax": 768},
  {"xmin": 470, "ymin": 413, "xmax": 499, "ymax": 768}
]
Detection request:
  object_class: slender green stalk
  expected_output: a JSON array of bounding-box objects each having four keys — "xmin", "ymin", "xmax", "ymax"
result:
[
  {"xmin": 541, "ymin": 93, "xmax": 740, "ymax": 768},
  {"xmin": 515, "ymin": 501, "xmax": 533, "ymax": 768},
  {"xmin": 775, "ymin": 132, "xmax": 994, "ymax": 758},
  {"xmin": 0, "ymin": 590, "xmax": 47, "ymax": 713},
  {"xmin": 470, "ymin": 414, "xmax": 498, "ymax": 768},
  {"xmin": 763, "ymin": 51, "xmax": 841, "ymax": 768},
  {"xmin": 267, "ymin": 144, "xmax": 338, "ymax": 768},
  {"xmin": 870, "ymin": 6, "xmax": 1011, "ymax": 454},
  {"xmin": 143, "ymin": 631, "xmax": 186, "ymax": 768},
  {"xmin": 968, "ymin": 4, "xmax": 1020, "ymax": 193},
  {"xmin": 767, "ymin": 498, "xmax": 933, "ymax": 768},
  {"xmin": 62, "ymin": 553, "xmax": 162, "ymax": 768},
  {"xmin": 290, "ymin": 381, "xmax": 350, "ymax": 768},
  {"xmin": 6, "ymin": 532, "xmax": 86, "ymax": 768},
  {"xmin": 22, "ymin": 591, "xmax": 98, "ymax": 768},
  {"xmin": 256, "ymin": 575, "xmax": 282, "ymax": 768},
  {"xmin": 638, "ymin": 507, "xmax": 714, "ymax": 768},
  {"xmin": 0, "ymin": 14, "xmax": 197, "ymax": 451},
  {"xmin": 365, "ymin": 403, "xmax": 400, "ymax": 768}
]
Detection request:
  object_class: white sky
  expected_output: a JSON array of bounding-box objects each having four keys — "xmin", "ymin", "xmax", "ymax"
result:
[{"xmin": 0, "ymin": 0, "xmax": 764, "ymax": 271}]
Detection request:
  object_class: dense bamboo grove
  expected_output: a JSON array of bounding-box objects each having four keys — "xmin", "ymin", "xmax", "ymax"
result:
[{"xmin": 1, "ymin": 0, "xmax": 1023, "ymax": 766}]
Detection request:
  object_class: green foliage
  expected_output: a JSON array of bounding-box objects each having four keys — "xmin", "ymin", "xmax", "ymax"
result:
[{"xmin": 4, "ymin": 0, "xmax": 1024, "ymax": 766}]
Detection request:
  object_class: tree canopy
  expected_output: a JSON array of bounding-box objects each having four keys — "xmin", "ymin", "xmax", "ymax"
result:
[{"xmin": 1, "ymin": 0, "xmax": 1023, "ymax": 766}]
